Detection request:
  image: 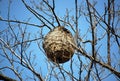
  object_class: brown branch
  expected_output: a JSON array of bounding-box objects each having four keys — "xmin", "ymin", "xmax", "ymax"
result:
[
  {"xmin": 86, "ymin": 0, "xmax": 120, "ymax": 69},
  {"xmin": 0, "ymin": 38, "xmax": 44, "ymax": 81},
  {"xmin": 2, "ymin": 47, "xmax": 23, "ymax": 81},
  {"xmin": 0, "ymin": 19, "xmax": 45, "ymax": 28},
  {"xmin": 68, "ymin": 40, "xmax": 120, "ymax": 78},
  {"xmin": 43, "ymin": 0, "xmax": 61, "ymax": 26},
  {"xmin": 12, "ymin": 37, "xmax": 42, "ymax": 47},
  {"xmin": 75, "ymin": 0, "xmax": 79, "ymax": 46},
  {"xmin": 87, "ymin": 1, "xmax": 120, "ymax": 39},
  {"xmin": 7, "ymin": 0, "xmax": 18, "ymax": 44},
  {"xmin": 70, "ymin": 59, "xmax": 74, "ymax": 81},
  {"xmin": 0, "ymin": 74, "xmax": 16, "ymax": 81},
  {"xmin": 77, "ymin": 56, "xmax": 83, "ymax": 81},
  {"xmin": 21, "ymin": 0, "xmax": 52, "ymax": 30},
  {"xmin": 107, "ymin": 0, "xmax": 111, "ymax": 66},
  {"xmin": 86, "ymin": 0, "xmax": 96, "ymax": 80},
  {"xmin": 56, "ymin": 64, "xmax": 79, "ymax": 81}
]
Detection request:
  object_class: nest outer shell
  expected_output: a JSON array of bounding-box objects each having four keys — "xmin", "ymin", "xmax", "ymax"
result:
[{"xmin": 43, "ymin": 27, "xmax": 75, "ymax": 63}]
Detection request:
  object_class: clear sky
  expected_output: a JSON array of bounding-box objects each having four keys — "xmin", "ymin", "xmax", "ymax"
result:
[{"xmin": 0, "ymin": 0, "xmax": 120, "ymax": 81}]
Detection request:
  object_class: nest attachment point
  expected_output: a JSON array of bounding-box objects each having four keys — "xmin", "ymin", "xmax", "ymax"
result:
[{"xmin": 43, "ymin": 26, "xmax": 75, "ymax": 63}]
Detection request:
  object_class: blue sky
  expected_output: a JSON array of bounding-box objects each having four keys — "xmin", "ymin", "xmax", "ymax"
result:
[{"xmin": 0, "ymin": 0, "xmax": 120, "ymax": 81}]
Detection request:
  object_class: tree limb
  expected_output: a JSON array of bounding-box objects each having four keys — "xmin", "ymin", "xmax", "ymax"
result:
[
  {"xmin": 68, "ymin": 40, "xmax": 120, "ymax": 78},
  {"xmin": 0, "ymin": 74, "xmax": 16, "ymax": 81}
]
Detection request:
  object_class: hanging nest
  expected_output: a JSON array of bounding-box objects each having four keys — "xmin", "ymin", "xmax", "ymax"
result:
[{"xmin": 42, "ymin": 26, "xmax": 75, "ymax": 63}]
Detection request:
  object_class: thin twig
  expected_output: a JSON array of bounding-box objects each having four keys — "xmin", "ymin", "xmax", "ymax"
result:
[
  {"xmin": 43, "ymin": 0, "xmax": 61, "ymax": 26},
  {"xmin": 0, "ymin": 19, "xmax": 45, "ymax": 28},
  {"xmin": 21, "ymin": 0, "xmax": 52, "ymax": 30}
]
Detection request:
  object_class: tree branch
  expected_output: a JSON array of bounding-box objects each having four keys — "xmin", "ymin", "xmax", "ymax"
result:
[
  {"xmin": 0, "ymin": 38, "xmax": 44, "ymax": 81},
  {"xmin": 68, "ymin": 40, "xmax": 120, "ymax": 78},
  {"xmin": 86, "ymin": 0, "xmax": 96, "ymax": 80},
  {"xmin": 0, "ymin": 19, "xmax": 45, "ymax": 28},
  {"xmin": 0, "ymin": 74, "xmax": 16, "ymax": 81},
  {"xmin": 107, "ymin": 0, "xmax": 111, "ymax": 65},
  {"xmin": 21, "ymin": 0, "xmax": 52, "ymax": 30},
  {"xmin": 43, "ymin": 0, "xmax": 61, "ymax": 26}
]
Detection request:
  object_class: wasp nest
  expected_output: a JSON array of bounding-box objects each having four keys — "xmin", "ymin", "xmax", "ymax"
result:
[{"xmin": 43, "ymin": 26, "xmax": 75, "ymax": 63}]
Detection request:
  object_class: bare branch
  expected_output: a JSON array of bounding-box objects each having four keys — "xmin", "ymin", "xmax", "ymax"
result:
[
  {"xmin": 68, "ymin": 39, "xmax": 120, "ymax": 78},
  {"xmin": 0, "ymin": 19, "xmax": 45, "ymax": 28},
  {"xmin": 43, "ymin": 0, "xmax": 61, "ymax": 26},
  {"xmin": 21, "ymin": 0, "xmax": 52, "ymax": 30},
  {"xmin": 0, "ymin": 74, "xmax": 16, "ymax": 81}
]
